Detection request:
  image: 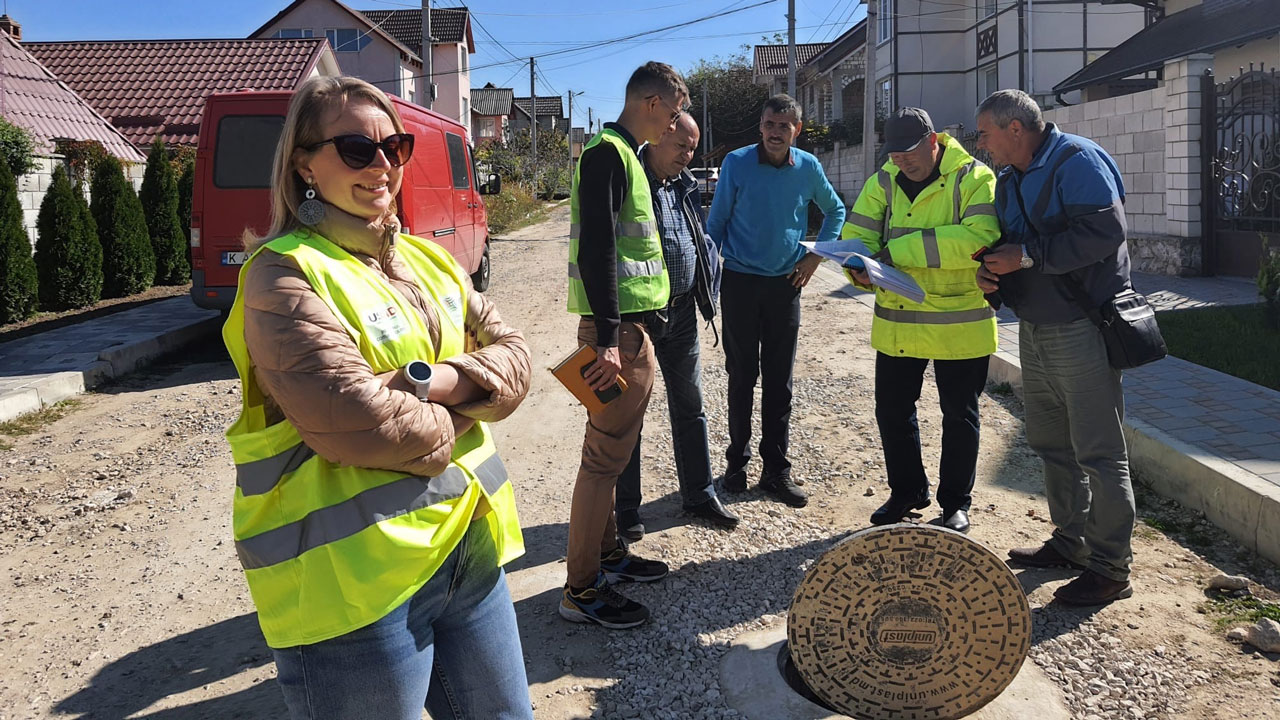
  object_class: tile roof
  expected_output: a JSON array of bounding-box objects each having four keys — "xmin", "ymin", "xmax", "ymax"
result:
[
  {"xmin": 361, "ymin": 7, "xmax": 471, "ymax": 56},
  {"xmin": 26, "ymin": 38, "xmax": 328, "ymax": 147},
  {"xmin": 1054, "ymin": 0, "xmax": 1280, "ymax": 93},
  {"xmin": 514, "ymin": 95, "xmax": 563, "ymax": 118},
  {"xmin": 807, "ymin": 20, "xmax": 866, "ymax": 75},
  {"xmin": 753, "ymin": 43, "xmax": 830, "ymax": 76},
  {"xmin": 0, "ymin": 34, "xmax": 143, "ymax": 162},
  {"xmin": 471, "ymin": 85, "xmax": 514, "ymax": 116}
]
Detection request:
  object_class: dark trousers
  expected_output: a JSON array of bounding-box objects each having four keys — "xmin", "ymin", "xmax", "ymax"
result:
[
  {"xmin": 617, "ymin": 294, "xmax": 717, "ymax": 515},
  {"xmin": 721, "ymin": 269, "xmax": 801, "ymax": 479},
  {"xmin": 874, "ymin": 351, "xmax": 990, "ymax": 513}
]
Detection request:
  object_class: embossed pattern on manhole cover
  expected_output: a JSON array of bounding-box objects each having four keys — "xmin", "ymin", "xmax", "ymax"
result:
[{"xmin": 788, "ymin": 524, "xmax": 1031, "ymax": 720}]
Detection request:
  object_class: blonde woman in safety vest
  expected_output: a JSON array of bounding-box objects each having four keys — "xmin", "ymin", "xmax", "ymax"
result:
[{"xmin": 222, "ymin": 76, "xmax": 533, "ymax": 719}]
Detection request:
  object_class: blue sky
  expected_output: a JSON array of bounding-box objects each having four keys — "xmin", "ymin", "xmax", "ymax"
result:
[{"xmin": 14, "ymin": 0, "xmax": 866, "ymax": 128}]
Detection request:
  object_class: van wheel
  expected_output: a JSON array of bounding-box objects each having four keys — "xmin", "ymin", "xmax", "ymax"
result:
[{"xmin": 471, "ymin": 242, "xmax": 491, "ymax": 292}]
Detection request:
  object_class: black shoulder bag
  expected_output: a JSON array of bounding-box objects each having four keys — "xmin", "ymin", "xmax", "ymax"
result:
[{"xmin": 1010, "ymin": 146, "xmax": 1167, "ymax": 370}]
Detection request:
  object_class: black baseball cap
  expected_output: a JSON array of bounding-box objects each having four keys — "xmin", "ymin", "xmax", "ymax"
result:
[{"xmin": 883, "ymin": 107, "xmax": 935, "ymax": 153}]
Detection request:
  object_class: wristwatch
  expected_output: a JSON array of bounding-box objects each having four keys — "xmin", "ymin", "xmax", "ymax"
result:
[
  {"xmin": 403, "ymin": 360, "xmax": 433, "ymax": 401},
  {"xmin": 1019, "ymin": 245, "xmax": 1035, "ymax": 270}
]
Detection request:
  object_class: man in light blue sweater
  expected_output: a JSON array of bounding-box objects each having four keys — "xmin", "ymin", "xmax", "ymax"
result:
[{"xmin": 707, "ymin": 93, "xmax": 845, "ymax": 507}]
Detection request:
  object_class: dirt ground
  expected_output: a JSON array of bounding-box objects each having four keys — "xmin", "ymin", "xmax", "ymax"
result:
[{"xmin": 2, "ymin": 204, "xmax": 1278, "ymax": 719}]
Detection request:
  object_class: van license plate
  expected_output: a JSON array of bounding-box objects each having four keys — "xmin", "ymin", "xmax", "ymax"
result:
[{"xmin": 222, "ymin": 252, "xmax": 250, "ymax": 265}]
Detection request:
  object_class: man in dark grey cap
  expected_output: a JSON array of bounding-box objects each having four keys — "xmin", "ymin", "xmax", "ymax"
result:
[{"xmin": 840, "ymin": 106, "xmax": 1000, "ymax": 532}]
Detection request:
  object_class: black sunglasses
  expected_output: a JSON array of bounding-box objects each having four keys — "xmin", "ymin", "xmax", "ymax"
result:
[{"xmin": 305, "ymin": 133, "xmax": 415, "ymax": 169}]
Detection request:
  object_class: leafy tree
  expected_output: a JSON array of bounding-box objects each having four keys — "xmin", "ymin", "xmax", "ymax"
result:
[
  {"xmin": 91, "ymin": 155, "xmax": 154, "ymax": 298},
  {"xmin": 0, "ymin": 153, "xmax": 38, "ymax": 323},
  {"xmin": 35, "ymin": 166, "xmax": 102, "ymax": 310},
  {"xmin": 475, "ymin": 128, "xmax": 570, "ymax": 199},
  {"xmin": 140, "ymin": 139, "xmax": 188, "ymax": 284},
  {"xmin": 0, "ymin": 117, "xmax": 38, "ymax": 177},
  {"xmin": 684, "ymin": 50, "xmax": 770, "ymax": 167},
  {"xmin": 176, "ymin": 152, "xmax": 195, "ymax": 245}
]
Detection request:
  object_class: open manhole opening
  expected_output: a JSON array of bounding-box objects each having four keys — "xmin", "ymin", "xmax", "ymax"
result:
[{"xmin": 776, "ymin": 641, "xmax": 839, "ymax": 713}]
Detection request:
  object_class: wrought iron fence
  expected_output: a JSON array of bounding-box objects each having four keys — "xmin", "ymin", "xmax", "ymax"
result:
[{"xmin": 1210, "ymin": 65, "xmax": 1280, "ymax": 232}]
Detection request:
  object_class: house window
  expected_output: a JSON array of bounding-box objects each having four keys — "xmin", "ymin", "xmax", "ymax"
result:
[
  {"xmin": 979, "ymin": 64, "xmax": 998, "ymax": 102},
  {"xmin": 478, "ymin": 117, "xmax": 497, "ymax": 138},
  {"xmin": 462, "ymin": 97, "xmax": 469, "ymax": 120},
  {"xmin": 272, "ymin": 28, "xmax": 313, "ymax": 39},
  {"xmin": 326, "ymin": 28, "xmax": 370, "ymax": 53},
  {"xmin": 878, "ymin": 0, "xmax": 892, "ymax": 44},
  {"xmin": 981, "ymin": 0, "xmax": 997, "ymax": 19},
  {"xmin": 878, "ymin": 79, "xmax": 893, "ymax": 118},
  {"xmin": 460, "ymin": 47, "xmax": 468, "ymax": 73}
]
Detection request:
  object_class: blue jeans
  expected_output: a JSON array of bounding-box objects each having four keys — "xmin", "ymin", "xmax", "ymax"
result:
[
  {"xmin": 618, "ymin": 294, "xmax": 717, "ymax": 513},
  {"xmin": 271, "ymin": 521, "xmax": 534, "ymax": 720}
]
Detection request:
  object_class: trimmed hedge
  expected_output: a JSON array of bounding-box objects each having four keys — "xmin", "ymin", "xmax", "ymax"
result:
[
  {"xmin": 92, "ymin": 156, "xmax": 154, "ymax": 298},
  {"xmin": 35, "ymin": 165, "xmax": 102, "ymax": 310},
  {"xmin": 141, "ymin": 139, "xmax": 189, "ymax": 285},
  {"xmin": 0, "ymin": 153, "xmax": 38, "ymax": 323}
]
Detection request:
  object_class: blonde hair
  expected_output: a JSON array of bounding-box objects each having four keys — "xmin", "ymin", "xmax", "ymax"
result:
[{"xmin": 244, "ymin": 75, "xmax": 406, "ymax": 252}]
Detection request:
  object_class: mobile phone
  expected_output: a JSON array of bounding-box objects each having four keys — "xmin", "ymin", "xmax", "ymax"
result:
[{"xmin": 581, "ymin": 365, "xmax": 624, "ymax": 404}]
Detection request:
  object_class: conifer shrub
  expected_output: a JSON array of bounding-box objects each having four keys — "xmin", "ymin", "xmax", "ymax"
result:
[
  {"xmin": 177, "ymin": 153, "xmax": 194, "ymax": 246},
  {"xmin": 35, "ymin": 165, "xmax": 102, "ymax": 310},
  {"xmin": 140, "ymin": 139, "xmax": 188, "ymax": 285},
  {"xmin": 0, "ymin": 153, "xmax": 38, "ymax": 323},
  {"xmin": 91, "ymin": 156, "xmax": 154, "ymax": 298}
]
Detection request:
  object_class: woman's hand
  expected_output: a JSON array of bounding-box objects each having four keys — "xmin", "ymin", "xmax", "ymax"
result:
[{"xmin": 377, "ymin": 363, "xmax": 486, "ymax": 407}]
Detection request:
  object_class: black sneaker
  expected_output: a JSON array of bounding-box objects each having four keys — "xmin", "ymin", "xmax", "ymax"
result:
[
  {"xmin": 616, "ymin": 509, "xmax": 644, "ymax": 542},
  {"xmin": 559, "ymin": 574, "xmax": 650, "ymax": 629},
  {"xmin": 600, "ymin": 539, "xmax": 669, "ymax": 583},
  {"xmin": 760, "ymin": 473, "xmax": 807, "ymax": 508},
  {"xmin": 719, "ymin": 468, "xmax": 748, "ymax": 493}
]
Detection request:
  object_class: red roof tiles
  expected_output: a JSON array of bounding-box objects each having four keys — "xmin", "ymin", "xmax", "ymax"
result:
[
  {"xmin": 0, "ymin": 34, "xmax": 144, "ymax": 162},
  {"xmin": 26, "ymin": 38, "xmax": 328, "ymax": 147}
]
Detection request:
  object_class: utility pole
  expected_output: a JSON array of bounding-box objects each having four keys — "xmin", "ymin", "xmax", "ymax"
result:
[
  {"xmin": 420, "ymin": 0, "xmax": 432, "ymax": 109},
  {"xmin": 787, "ymin": 0, "xmax": 797, "ymax": 97},
  {"xmin": 530, "ymin": 57, "xmax": 537, "ymax": 188},
  {"xmin": 701, "ymin": 82, "xmax": 710, "ymax": 180},
  {"xmin": 587, "ymin": 107, "xmax": 593, "ymax": 138},
  {"xmin": 567, "ymin": 89, "xmax": 584, "ymax": 194},
  {"xmin": 862, "ymin": 0, "xmax": 879, "ymax": 179}
]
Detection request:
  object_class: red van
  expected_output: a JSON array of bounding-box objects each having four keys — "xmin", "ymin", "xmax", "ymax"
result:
[{"xmin": 189, "ymin": 90, "xmax": 499, "ymax": 310}]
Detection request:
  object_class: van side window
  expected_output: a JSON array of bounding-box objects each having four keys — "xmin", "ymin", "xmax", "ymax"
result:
[
  {"xmin": 215, "ymin": 115, "xmax": 285, "ymax": 189},
  {"xmin": 445, "ymin": 133, "xmax": 470, "ymax": 190}
]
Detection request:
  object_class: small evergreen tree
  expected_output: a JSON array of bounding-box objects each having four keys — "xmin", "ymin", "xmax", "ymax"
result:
[
  {"xmin": 0, "ymin": 153, "xmax": 38, "ymax": 324},
  {"xmin": 35, "ymin": 165, "xmax": 102, "ymax": 310},
  {"xmin": 0, "ymin": 117, "xmax": 38, "ymax": 177},
  {"xmin": 91, "ymin": 155, "xmax": 154, "ymax": 298},
  {"xmin": 177, "ymin": 153, "xmax": 195, "ymax": 245},
  {"xmin": 140, "ymin": 139, "xmax": 188, "ymax": 285}
]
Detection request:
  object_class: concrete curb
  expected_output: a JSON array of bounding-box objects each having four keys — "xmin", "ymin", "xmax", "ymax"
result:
[
  {"xmin": 0, "ymin": 313, "xmax": 222, "ymax": 425},
  {"xmin": 988, "ymin": 352, "xmax": 1280, "ymax": 567}
]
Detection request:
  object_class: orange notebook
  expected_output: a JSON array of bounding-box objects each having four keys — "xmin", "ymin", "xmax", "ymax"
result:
[{"xmin": 551, "ymin": 344, "xmax": 629, "ymax": 414}]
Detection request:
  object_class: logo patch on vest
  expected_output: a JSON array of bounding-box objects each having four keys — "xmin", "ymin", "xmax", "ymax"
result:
[
  {"xmin": 362, "ymin": 304, "xmax": 410, "ymax": 345},
  {"xmin": 440, "ymin": 293, "xmax": 464, "ymax": 327}
]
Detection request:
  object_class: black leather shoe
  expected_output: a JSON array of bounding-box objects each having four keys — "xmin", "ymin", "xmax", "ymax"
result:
[
  {"xmin": 719, "ymin": 469, "xmax": 748, "ymax": 493},
  {"xmin": 1007, "ymin": 541, "xmax": 1086, "ymax": 570},
  {"xmin": 870, "ymin": 494, "xmax": 930, "ymax": 525},
  {"xmin": 941, "ymin": 509, "xmax": 969, "ymax": 533},
  {"xmin": 683, "ymin": 496, "xmax": 740, "ymax": 530},
  {"xmin": 1054, "ymin": 570, "xmax": 1133, "ymax": 606},
  {"xmin": 760, "ymin": 474, "xmax": 807, "ymax": 508},
  {"xmin": 616, "ymin": 509, "xmax": 644, "ymax": 542}
]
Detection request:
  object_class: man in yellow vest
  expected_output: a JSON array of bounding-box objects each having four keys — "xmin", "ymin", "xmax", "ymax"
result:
[
  {"xmin": 561, "ymin": 62, "xmax": 689, "ymax": 629},
  {"xmin": 841, "ymin": 107, "xmax": 1000, "ymax": 533}
]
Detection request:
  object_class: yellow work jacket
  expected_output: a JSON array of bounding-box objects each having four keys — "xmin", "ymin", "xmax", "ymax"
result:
[{"xmin": 840, "ymin": 133, "xmax": 1000, "ymax": 360}]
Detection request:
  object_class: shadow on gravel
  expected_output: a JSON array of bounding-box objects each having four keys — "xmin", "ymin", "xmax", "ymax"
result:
[
  {"xmin": 55, "ymin": 613, "xmax": 283, "ymax": 720},
  {"xmin": 95, "ymin": 343, "xmax": 236, "ymax": 396}
]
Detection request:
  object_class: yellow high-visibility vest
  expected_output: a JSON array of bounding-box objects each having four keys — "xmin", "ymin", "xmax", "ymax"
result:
[{"xmin": 222, "ymin": 230, "xmax": 523, "ymax": 648}]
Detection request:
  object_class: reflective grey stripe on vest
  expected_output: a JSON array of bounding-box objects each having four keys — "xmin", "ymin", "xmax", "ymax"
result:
[
  {"xmin": 874, "ymin": 304, "xmax": 995, "ymax": 325},
  {"xmin": 922, "ymin": 228, "xmax": 941, "ymax": 268},
  {"xmin": 567, "ymin": 257, "xmax": 663, "ymax": 280},
  {"xmin": 878, "ymin": 170, "xmax": 893, "ymax": 240},
  {"xmin": 847, "ymin": 212, "xmax": 880, "ymax": 232},
  {"xmin": 236, "ymin": 442, "xmax": 317, "ymax": 496},
  {"xmin": 568, "ymin": 221, "xmax": 657, "ymax": 240},
  {"xmin": 953, "ymin": 160, "xmax": 977, "ymax": 225},
  {"xmin": 963, "ymin": 203, "xmax": 997, "ymax": 219},
  {"xmin": 235, "ymin": 454, "xmax": 509, "ymax": 570},
  {"xmin": 888, "ymin": 226, "xmax": 920, "ymax": 240}
]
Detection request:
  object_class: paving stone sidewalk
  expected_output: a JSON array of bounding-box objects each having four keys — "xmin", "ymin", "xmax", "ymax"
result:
[
  {"xmin": 0, "ymin": 296, "xmax": 221, "ymax": 422},
  {"xmin": 994, "ymin": 271, "xmax": 1278, "ymax": 487}
]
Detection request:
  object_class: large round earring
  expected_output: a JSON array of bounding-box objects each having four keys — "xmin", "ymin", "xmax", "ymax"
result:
[{"xmin": 297, "ymin": 181, "xmax": 325, "ymax": 226}]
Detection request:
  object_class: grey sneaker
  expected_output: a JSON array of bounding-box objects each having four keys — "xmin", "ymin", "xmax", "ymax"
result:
[{"xmin": 760, "ymin": 473, "xmax": 807, "ymax": 508}]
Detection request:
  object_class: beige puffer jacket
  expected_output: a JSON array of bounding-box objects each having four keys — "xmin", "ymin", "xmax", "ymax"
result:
[{"xmin": 241, "ymin": 208, "xmax": 530, "ymax": 478}]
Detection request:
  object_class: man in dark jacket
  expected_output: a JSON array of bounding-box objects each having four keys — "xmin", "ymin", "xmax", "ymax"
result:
[
  {"xmin": 975, "ymin": 89, "xmax": 1136, "ymax": 606},
  {"xmin": 616, "ymin": 112, "xmax": 739, "ymax": 540}
]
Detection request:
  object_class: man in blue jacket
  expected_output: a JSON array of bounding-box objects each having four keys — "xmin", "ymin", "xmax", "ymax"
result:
[
  {"xmin": 975, "ymin": 89, "xmax": 1136, "ymax": 606},
  {"xmin": 616, "ymin": 112, "xmax": 739, "ymax": 539},
  {"xmin": 707, "ymin": 94, "xmax": 846, "ymax": 508}
]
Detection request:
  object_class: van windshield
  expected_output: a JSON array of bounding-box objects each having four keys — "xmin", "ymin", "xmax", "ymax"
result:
[{"xmin": 214, "ymin": 115, "xmax": 286, "ymax": 188}]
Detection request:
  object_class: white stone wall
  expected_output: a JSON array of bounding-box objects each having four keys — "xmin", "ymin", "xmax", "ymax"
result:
[
  {"xmin": 14, "ymin": 155, "xmax": 145, "ymax": 250},
  {"xmin": 814, "ymin": 142, "xmax": 870, "ymax": 207}
]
